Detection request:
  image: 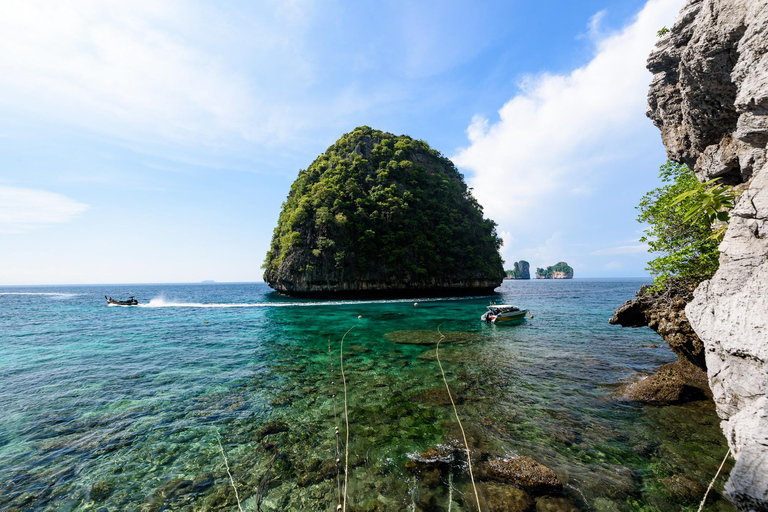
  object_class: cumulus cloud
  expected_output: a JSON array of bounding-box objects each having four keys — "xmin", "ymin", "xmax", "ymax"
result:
[
  {"xmin": 0, "ymin": 186, "xmax": 88, "ymax": 232},
  {"xmin": 453, "ymin": 0, "xmax": 683, "ymax": 229}
]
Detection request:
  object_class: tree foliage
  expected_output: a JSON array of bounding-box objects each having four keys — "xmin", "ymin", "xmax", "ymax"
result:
[
  {"xmin": 263, "ymin": 126, "xmax": 505, "ymax": 284},
  {"xmin": 535, "ymin": 262, "xmax": 573, "ymax": 279},
  {"xmin": 638, "ymin": 161, "xmax": 733, "ymax": 292}
]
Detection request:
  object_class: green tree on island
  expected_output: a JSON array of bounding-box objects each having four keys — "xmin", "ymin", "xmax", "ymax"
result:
[{"xmin": 263, "ymin": 126, "xmax": 505, "ymax": 295}]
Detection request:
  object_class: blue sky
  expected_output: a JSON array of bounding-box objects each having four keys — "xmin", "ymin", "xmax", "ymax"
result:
[{"xmin": 0, "ymin": 0, "xmax": 683, "ymax": 285}]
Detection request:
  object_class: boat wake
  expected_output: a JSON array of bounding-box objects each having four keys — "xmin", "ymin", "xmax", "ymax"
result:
[{"xmin": 138, "ymin": 296, "xmax": 473, "ymax": 308}]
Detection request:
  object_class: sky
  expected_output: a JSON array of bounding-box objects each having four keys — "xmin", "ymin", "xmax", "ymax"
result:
[{"xmin": 0, "ymin": 0, "xmax": 685, "ymax": 285}]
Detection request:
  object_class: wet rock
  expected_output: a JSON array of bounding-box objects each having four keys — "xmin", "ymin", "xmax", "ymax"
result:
[
  {"xmin": 535, "ymin": 496, "xmax": 579, "ymax": 512},
  {"xmin": 611, "ymin": 285, "xmax": 704, "ymax": 369},
  {"xmin": 405, "ymin": 446, "xmax": 456, "ymax": 474},
  {"xmin": 626, "ymin": 360, "xmax": 709, "ymax": 404},
  {"xmin": 477, "ymin": 482, "xmax": 535, "ymax": 512},
  {"xmin": 256, "ymin": 421, "xmax": 288, "ymax": 440},
  {"xmin": 480, "ymin": 456, "xmax": 563, "ymax": 494}
]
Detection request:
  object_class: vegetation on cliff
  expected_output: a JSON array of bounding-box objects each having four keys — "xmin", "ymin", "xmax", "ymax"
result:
[
  {"xmin": 637, "ymin": 161, "xmax": 736, "ymax": 293},
  {"xmin": 506, "ymin": 260, "xmax": 530, "ymax": 279},
  {"xmin": 263, "ymin": 126, "xmax": 504, "ymax": 294},
  {"xmin": 535, "ymin": 262, "xmax": 573, "ymax": 279}
]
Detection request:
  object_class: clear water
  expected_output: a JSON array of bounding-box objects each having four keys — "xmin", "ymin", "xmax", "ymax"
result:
[{"xmin": 0, "ymin": 280, "xmax": 734, "ymax": 511}]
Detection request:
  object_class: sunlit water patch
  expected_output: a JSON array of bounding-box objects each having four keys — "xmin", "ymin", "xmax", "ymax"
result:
[{"xmin": 0, "ymin": 281, "xmax": 733, "ymax": 511}]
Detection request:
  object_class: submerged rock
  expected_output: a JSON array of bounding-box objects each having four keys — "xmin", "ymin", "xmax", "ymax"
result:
[
  {"xmin": 263, "ymin": 126, "xmax": 505, "ymax": 298},
  {"xmin": 626, "ymin": 360, "xmax": 709, "ymax": 404},
  {"xmin": 256, "ymin": 421, "xmax": 288, "ymax": 441},
  {"xmin": 384, "ymin": 330, "xmax": 479, "ymax": 345},
  {"xmin": 476, "ymin": 482, "xmax": 535, "ymax": 512},
  {"xmin": 661, "ymin": 474, "xmax": 707, "ymax": 503},
  {"xmin": 646, "ymin": 0, "xmax": 768, "ymax": 507},
  {"xmin": 480, "ymin": 456, "xmax": 562, "ymax": 495},
  {"xmin": 404, "ymin": 446, "xmax": 457, "ymax": 474},
  {"xmin": 534, "ymin": 496, "xmax": 579, "ymax": 512}
]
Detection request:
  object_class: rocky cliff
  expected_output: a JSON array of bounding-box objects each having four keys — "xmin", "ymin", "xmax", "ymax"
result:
[
  {"xmin": 647, "ymin": 1, "xmax": 768, "ymax": 508},
  {"xmin": 507, "ymin": 260, "xmax": 530, "ymax": 279},
  {"xmin": 535, "ymin": 262, "xmax": 574, "ymax": 279},
  {"xmin": 611, "ymin": 285, "xmax": 710, "ymax": 403},
  {"xmin": 263, "ymin": 127, "xmax": 505, "ymax": 297}
]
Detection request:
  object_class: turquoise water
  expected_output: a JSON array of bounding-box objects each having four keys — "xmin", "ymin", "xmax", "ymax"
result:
[{"xmin": 0, "ymin": 280, "xmax": 733, "ymax": 511}]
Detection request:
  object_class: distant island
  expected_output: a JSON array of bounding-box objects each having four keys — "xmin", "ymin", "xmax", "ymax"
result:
[
  {"xmin": 262, "ymin": 126, "xmax": 505, "ymax": 297},
  {"xmin": 506, "ymin": 260, "xmax": 530, "ymax": 279},
  {"xmin": 535, "ymin": 262, "xmax": 574, "ymax": 279},
  {"xmin": 201, "ymin": 280, "xmax": 216, "ymax": 284}
]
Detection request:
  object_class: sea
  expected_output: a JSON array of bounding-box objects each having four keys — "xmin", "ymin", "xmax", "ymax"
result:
[{"xmin": 0, "ymin": 279, "xmax": 734, "ymax": 511}]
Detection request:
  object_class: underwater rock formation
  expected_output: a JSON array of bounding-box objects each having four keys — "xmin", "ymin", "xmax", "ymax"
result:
[
  {"xmin": 263, "ymin": 126, "xmax": 505, "ymax": 297},
  {"xmin": 646, "ymin": 0, "xmax": 768, "ymax": 508}
]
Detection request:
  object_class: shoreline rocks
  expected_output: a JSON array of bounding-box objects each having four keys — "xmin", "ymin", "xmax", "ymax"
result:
[
  {"xmin": 645, "ymin": 0, "xmax": 768, "ymax": 508},
  {"xmin": 611, "ymin": 285, "xmax": 711, "ymax": 405}
]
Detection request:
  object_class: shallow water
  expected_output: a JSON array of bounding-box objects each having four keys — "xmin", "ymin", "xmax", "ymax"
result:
[{"xmin": 0, "ymin": 280, "xmax": 734, "ymax": 511}]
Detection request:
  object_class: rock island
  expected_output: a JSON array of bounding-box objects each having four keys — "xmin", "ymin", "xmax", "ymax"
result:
[{"xmin": 263, "ymin": 126, "xmax": 505, "ymax": 297}]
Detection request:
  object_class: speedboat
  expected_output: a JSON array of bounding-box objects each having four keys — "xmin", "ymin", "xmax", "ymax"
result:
[
  {"xmin": 106, "ymin": 295, "xmax": 139, "ymax": 306},
  {"xmin": 481, "ymin": 304, "xmax": 528, "ymax": 324}
]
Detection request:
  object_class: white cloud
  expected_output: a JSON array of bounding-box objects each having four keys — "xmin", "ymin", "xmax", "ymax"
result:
[
  {"xmin": 0, "ymin": 186, "xmax": 88, "ymax": 232},
  {"xmin": 453, "ymin": 0, "xmax": 684, "ymax": 228},
  {"xmin": 592, "ymin": 244, "xmax": 649, "ymax": 255},
  {"xmin": 0, "ymin": 0, "xmax": 314, "ymax": 146}
]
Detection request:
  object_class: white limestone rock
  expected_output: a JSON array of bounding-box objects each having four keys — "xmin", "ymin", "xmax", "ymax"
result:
[{"xmin": 646, "ymin": 0, "xmax": 768, "ymax": 509}]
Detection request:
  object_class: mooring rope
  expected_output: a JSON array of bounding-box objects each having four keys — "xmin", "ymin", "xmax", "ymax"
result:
[
  {"xmin": 340, "ymin": 324, "xmax": 357, "ymax": 512},
  {"xmin": 328, "ymin": 336, "xmax": 343, "ymax": 509},
  {"xmin": 436, "ymin": 327, "xmax": 481, "ymax": 511},
  {"xmin": 697, "ymin": 447, "xmax": 731, "ymax": 512},
  {"xmin": 214, "ymin": 430, "xmax": 243, "ymax": 512}
]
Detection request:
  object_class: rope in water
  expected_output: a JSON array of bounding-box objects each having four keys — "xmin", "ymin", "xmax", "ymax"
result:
[
  {"xmin": 697, "ymin": 447, "xmax": 731, "ymax": 512},
  {"xmin": 436, "ymin": 327, "xmax": 481, "ymax": 511},
  {"xmin": 214, "ymin": 430, "xmax": 243, "ymax": 512},
  {"xmin": 328, "ymin": 336, "xmax": 343, "ymax": 509},
  {"xmin": 340, "ymin": 324, "xmax": 357, "ymax": 512}
]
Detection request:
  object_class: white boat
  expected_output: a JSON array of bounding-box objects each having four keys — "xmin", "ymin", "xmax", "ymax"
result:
[{"xmin": 481, "ymin": 304, "xmax": 528, "ymax": 324}]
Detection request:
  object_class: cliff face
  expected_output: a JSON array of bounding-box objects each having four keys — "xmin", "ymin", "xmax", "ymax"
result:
[
  {"xmin": 535, "ymin": 262, "xmax": 574, "ymax": 279},
  {"xmin": 647, "ymin": 1, "xmax": 768, "ymax": 508},
  {"xmin": 611, "ymin": 286, "xmax": 710, "ymax": 404},
  {"xmin": 507, "ymin": 260, "xmax": 530, "ymax": 279},
  {"xmin": 263, "ymin": 127, "xmax": 505, "ymax": 297}
]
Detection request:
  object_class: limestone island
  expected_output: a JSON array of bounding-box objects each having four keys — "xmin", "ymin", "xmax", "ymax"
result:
[
  {"xmin": 506, "ymin": 260, "xmax": 530, "ymax": 279},
  {"xmin": 535, "ymin": 262, "xmax": 573, "ymax": 279},
  {"xmin": 263, "ymin": 126, "xmax": 505, "ymax": 298}
]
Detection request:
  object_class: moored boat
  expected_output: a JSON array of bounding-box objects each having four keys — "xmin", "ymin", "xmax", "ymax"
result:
[
  {"xmin": 481, "ymin": 304, "xmax": 528, "ymax": 324},
  {"xmin": 106, "ymin": 296, "xmax": 139, "ymax": 306}
]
